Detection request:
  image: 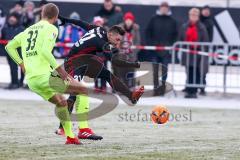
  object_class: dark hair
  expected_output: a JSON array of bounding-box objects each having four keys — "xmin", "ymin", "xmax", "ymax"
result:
[
  {"xmin": 202, "ymin": 5, "xmax": 210, "ymax": 10},
  {"xmin": 108, "ymin": 25, "xmax": 125, "ymax": 36},
  {"xmin": 15, "ymin": 0, "xmax": 24, "ymax": 7},
  {"xmin": 8, "ymin": 12, "xmax": 21, "ymax": 20},
  {"xmin": 42, "ymin": 3, "xmax": 59, "ymax": 19},
  {"xmin": 40, "ymin": 0, "xmax": 48, "ymax": 6}
]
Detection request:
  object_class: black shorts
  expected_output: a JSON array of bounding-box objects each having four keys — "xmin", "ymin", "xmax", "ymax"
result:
[{"xmin": 64, "ymin": 54, "xmax": 111, "ymax": 81}]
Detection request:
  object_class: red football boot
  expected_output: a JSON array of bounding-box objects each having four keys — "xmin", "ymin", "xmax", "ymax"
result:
[
  {"xmin": 78, "ymin": 128, "xmax": 103, "ymax": 140},
  {"xmin": 131, "ymin": 86, "xmax": 144, "ymax": 104},
  {"xmin": 65, "ymin": 136, "xmax": 82, "ymax": 145}
]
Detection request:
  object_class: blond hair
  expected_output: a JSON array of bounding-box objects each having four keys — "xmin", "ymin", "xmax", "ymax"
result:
[
  {"xmin": 42, "ymin": 3, "xmax": 59, "ymax": 19},
  {"xmin": 189, "ymin": 8, "xmax": 200, "ymax": 16}
]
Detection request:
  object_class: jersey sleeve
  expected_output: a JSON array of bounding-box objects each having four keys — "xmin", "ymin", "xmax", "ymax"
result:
[
  {"xmin": 5, "ymin": 32, "xmax": 23, "ymax": 65},
  {"xmin": 98, "ymin": 40, "xmax": 118, "ymax": 55},
  {"xmin": 63, "ymin": 17, "xmax": 97, "ymax": 31},
  {"xmin": 111, "ymin": 53, "xmax": 139, "ymax": 68},
  {"xmin": 41, "ymin": 26, "xmax": 59, "ymax": 70},
  {"xmin": 99, "ymin": 42, "xmax": 139, "ymax": 68}
]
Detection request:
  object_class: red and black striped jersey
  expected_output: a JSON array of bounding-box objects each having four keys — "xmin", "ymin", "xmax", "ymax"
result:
[{"xmin": 68, "ymin": 26, "xmax": 109, "ymax": 58}]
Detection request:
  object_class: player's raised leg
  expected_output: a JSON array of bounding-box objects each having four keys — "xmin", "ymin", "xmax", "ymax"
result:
[
  {"xmin": 97, "ymin": 67, "xmax": 144, "ymax": 104},
  {"xmin": 65, "ymin": 54, "xmax": 144, "ymax": 104}
]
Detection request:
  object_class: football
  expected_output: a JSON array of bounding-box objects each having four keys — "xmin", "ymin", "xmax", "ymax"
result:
[{"xmin": 151, "ymin": 105, "xmax": 170, "ymax": 124}]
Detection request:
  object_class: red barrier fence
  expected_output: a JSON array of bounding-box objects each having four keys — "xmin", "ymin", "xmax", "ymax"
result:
[{"xmin": 0, "ymin": 39, "xmax": 239, "ymax": 61}]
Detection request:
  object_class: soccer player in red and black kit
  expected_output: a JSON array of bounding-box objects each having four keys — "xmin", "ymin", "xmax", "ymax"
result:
[{"xmin": 55, "ymin": 16, "xmax": 144, "ymax": 139}]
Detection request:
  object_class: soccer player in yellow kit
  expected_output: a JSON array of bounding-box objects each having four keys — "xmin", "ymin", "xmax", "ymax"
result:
[{"xmin": 5, "ymin": 3, "xmax": 85, "ymax": 145}]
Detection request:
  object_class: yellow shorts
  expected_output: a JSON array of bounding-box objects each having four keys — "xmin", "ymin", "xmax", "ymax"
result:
[{"xmin": 27, "ymin": 72, "xmax": 68, "ymax": 100}]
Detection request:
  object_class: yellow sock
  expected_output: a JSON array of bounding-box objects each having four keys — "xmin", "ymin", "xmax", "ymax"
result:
[
  {"xmin": 56, "ymin": 106, "xmax": 75, "ymax": 138},
  {"xmin": 75, "ymin": 95, "xmax": 89, "ymax": 129}
]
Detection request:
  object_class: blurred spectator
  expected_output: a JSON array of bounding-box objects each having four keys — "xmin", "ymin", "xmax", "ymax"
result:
[
  {"xmin": 1, "ymin": 13, "xmax": 25, "ymax": 89},
  {"xmin": 34, "ymin": 0, "xmax": 48, "ymax": 22},
  {"xmin": 95, "ymin": 0, "xmax": 123, "ymax": 28},
  {"xmin": 93, "ymin": 16, "xmax": 108, "ymax": 93},
  {"xmin": 145, "ymin": 2, "xmax": 178, "ymax": 96},
  {"xmin": 59, "ymin": 12, "xmax": 85, "ymax": 57},
  {"xmin": 0, "ymin": 7, "xmax": 6, "ymax": 58},
  {"xmin": 178, "ymin": 8, "xmax": 209, "ymax": 98},
  {"xmin": 22, "ymin": 1, "xmax": 35, "ymax": 28},
  {"xmin": 200, "ymin": 5, "xmax": 214, "ymax": 42},
  {"xmin": 0, "ymin": 7, "xmax": 6, "ymax": 37},
  {"xmin": 114, "ymin": 12, "xmax": 140, "ymax": 89},
  {"xmin": 95, "ymin": 0, "xmax": 123, "ymax": 91},
  {"xmin": 10, "ymin": 1, "xmax": 24, "ymax": 15},
  {"xmin": 93, "ymin": 16, "xmax": 104, "ymax": 27},
  {"xmin": 200, "ymin": 5, "xmax": 213, "ymax": 95}
]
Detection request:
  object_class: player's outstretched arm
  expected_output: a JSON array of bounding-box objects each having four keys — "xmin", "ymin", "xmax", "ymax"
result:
[
  {"xmin": 55, "ymin": 65, "xmax": 72, "ymax": 81},
  {"xmin": 58, "ymin": 15, "xmax": 96, "ymax": 31},
  {"xmin": 5, "ymin": 32, "xmax": 25, "ymax": 72},
  {"xmin": 105, "ymin": 44, "xmax": 140, "ymax": 68},
  {"xmin": 112, "ymin": 54, "xmax": 140, "ymax": 68},
  {"xmin": 5, "ymin": 33, "xmax": 23, "ymax": 65}
]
